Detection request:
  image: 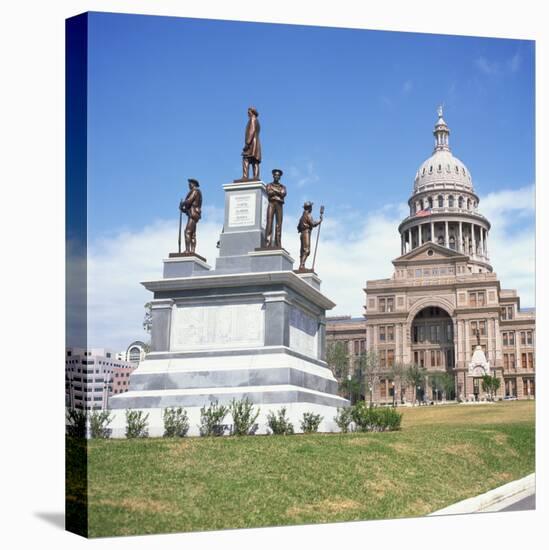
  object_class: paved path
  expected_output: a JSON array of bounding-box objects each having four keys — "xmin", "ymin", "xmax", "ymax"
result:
[{"xmin": 500, "ymin": 493, "xmax": 535, "ymax": 512}]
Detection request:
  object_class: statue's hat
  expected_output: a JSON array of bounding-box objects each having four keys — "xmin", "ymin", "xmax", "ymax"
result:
[
  {"xmin": 272, "ymin": 168, "xmax": 283, "ymax": 176},
  {"xmin": 303, "ymin": 201, "xmax": 313, "ymax": 209},
  {"xmin": 188, "ymin": 178, "xmax": 200, "ymax": 187}
]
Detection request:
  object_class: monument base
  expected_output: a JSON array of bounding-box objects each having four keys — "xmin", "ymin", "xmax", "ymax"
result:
[
  {"xmin": 163, "ymin": 255, "xmax": 211, "ymax": 278},
  {"xmin": 168, "ymin": 251, "xmax": 208, "ymax": 262}
]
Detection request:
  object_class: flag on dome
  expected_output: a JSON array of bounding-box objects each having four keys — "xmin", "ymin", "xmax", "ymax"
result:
[{"xmin": 415, "ymin": 208, "xmax": 432, "ymax": 217}]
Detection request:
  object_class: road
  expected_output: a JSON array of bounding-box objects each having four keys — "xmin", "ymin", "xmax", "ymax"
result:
[{"xmin": 500, "ymin": 493, "xmax": 535, "ymax": 512}]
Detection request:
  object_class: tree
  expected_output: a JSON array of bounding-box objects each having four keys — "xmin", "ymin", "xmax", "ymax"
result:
[
  {"xmin": 327, "ymin": 341, "xmax": 350, "ymax": 394},
  {"xmin": 357, "ymin": 351, "xmax": 381, "ymax": 405},
  {"xmin": 481, "ymin": 374, "xmax": 501, "ymax": 401},
  {"xmin": 405, "ymin": 363, "xmax": 427, "ymax": 405},
  {"xmin": 143, "ymin": 302, "xmax": 152, "ymax": 334}
]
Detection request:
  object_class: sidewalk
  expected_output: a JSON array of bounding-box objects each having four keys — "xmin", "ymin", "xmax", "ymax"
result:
[{"xmin": 429, "ymin": 473, "xmax": 535, "ymax": 516}]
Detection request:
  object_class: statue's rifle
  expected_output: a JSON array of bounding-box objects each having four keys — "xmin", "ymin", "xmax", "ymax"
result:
[
  {"xmin": 178, "ymin": 199, "xmax": 184, "ymax": 253},
  {"xmin": 311, "ymin": 205, "xmax": 324, "ymax": 273}
]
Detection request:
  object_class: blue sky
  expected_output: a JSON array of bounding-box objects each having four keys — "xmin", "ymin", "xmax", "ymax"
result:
[{"xmin": 83, "ymin": 12, "xmax": 535, "ymax": 349}]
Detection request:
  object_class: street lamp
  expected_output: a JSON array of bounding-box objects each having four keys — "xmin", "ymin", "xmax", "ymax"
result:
[
  {"xmin": 417, "ymin": 385, "xmax": 421, "ymax": 406},
  {"xmin": 392, "ymin": 381, "xmax": 396, "ymax": 407}
]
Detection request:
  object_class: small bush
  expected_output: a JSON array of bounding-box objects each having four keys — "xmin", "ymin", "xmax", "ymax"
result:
[
  {"xmin": 66, "ymin": 408, "xmax": 87, "ymax": 438},
  {"xmin": 199, "ymin": 401, "xmax": 229, "ymax": 436},
  {"xmin": 334, "ymin": 407, "xmax": 353, "ymax": 433},
  {"xmin": 300, "ymin": 412, "xmax": 323, "ymax": 433},
  {"xmin": 89, "ymin": 410, "xmax": 113, "ymax": 439},
  {"xmin": 163, "ymin": 407, "xmax": 190, "ymax": 437},
  {"xmin": 125, "ymin": 409, "xmax": 149, "ymax": 438},
  {"xmin": 351, "ymin": 401, "xmax": 402, "ymax": 432},
  {"xmin": 229, "ymin": 398, "xmax": 260, "ymax": 436},
  {"xmin": 267, "ymin": 407, "xmax": 294, "ymax": 435}
]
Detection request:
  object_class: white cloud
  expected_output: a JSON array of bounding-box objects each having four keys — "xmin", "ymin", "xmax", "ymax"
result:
[
  {"xmin": 86, "ymin": 187, "xmax": 535, "ymax": 350},
  {"xmin": 288, "ymin": 161, "xmax": 320, "ymax": 188},
  {"xmin": 474, "ymin": 52, "xmax": 523, "ymax": 76}
]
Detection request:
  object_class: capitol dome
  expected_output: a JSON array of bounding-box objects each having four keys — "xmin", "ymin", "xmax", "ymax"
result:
[{"xmin": 413, "ymin": 108, "xmax": 473, "ymax": 194}]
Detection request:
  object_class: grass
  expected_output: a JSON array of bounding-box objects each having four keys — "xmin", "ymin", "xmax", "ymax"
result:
[{"xmin": 82, "ymin": 401, "xmax": 535, "ymax": 537}]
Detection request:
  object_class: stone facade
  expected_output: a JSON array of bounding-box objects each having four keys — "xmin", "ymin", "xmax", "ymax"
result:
[{"xmin": 363, "ymin": 109, "xmax": 535, "ymax": 404}]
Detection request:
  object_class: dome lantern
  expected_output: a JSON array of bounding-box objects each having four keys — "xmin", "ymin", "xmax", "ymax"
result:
[{"xmin": 433, "ymin": 105, "xmax": 450, "ymax": 152}]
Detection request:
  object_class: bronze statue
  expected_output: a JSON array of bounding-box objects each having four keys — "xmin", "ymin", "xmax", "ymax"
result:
[
  {"xmin": 265, "ymin": 169, "xmax": 287, "ymax": 248},
  {"xmin": 297, "ymin": 202, "xmax": 323, "ymax": 271},
  {"xmin": 179, "ymin": 179, "xmax": 202, "ymax": 254},
  {"xmin": 241, "ymin": 106, "xmax": 261, "ymax": 180}
]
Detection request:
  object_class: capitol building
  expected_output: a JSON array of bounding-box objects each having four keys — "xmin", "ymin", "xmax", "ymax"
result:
[{"xmin": 328, "ymin": 108, "xmax": 535, "ymax": 403}]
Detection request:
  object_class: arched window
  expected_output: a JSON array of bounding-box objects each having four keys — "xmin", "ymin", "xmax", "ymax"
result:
[
  {"xmin": 422, "ymin": 167, "xmax": 426, "ymax": 176},
  {"xmin": 429, "ymin": 165, "xmax": 433, "ymax": 174},
  {"xmin": 438, "ymin": 164, "xmax": 442, "ymax": 172},
  {"xmin": 455, "ymin": 166, "xmax": 459, "ymax": 174},
  {"xmin": 467, "ymin": 198, "xmax": 471, "ymax": 210},
  {"xmin": 448, "ymin": 195, "xmax": 454, "ymax": 208},
  {"xmin": 438, "ymin": 195, "xmax": 444, "ymax": 208},
  {"xmin": 420, "ymin": 199, "xmax": 424, "ymax": 210},
  {"xmin": 458, "ymin": 196, "xmax": 464, "ymax": 209},
  {"xmin": 128, "ymin": 347, "xmax": 141, "ymax": 363},
  {"xmin": 446, "ymin": 164, "xmax": 451, "ymax": 172},
  {"xmin": 428, "ymin": 196, "xmax": 433, "ymax": 209}
]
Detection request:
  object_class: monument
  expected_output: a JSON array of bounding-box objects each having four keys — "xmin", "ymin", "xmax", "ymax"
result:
[{"xmin": 108, "ymin": 112, "xmax": 348, "ymax": 436}]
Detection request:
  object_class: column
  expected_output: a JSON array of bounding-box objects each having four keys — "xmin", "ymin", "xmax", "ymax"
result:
[
  {"xmin": 401, "ymin": 234, "xmax": 405, "ymax": 255},
  {"xmin": 430, "ymin": 220, "xmax": 435, "ymax": 242},
  {"xmin": 444, "ymin": 221, "xmax": 449, "ymax": 248},
  {"xmin": 459, "ymin": 221, "xmax": 463, "ymax": 253},
  {"xmin": 480, "ymin": 227, "xmax": 485, "ymax": 258},
  {"xmin": 408, "ymin": 228, "xmax": 412, "ymax": 251},
  {"xmin": 471, "ymin": 223, "xmax": 477, "ymax": 257},
  {"xmin": 418, "ymin": 224, "xmax": 423, "ymax": 246},
  {"xmin": 485, "ymin": 231, "xmax": 489, "ymax": 258}
]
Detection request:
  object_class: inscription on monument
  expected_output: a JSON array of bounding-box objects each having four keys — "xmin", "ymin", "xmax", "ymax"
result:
[
  {"xmin": 289, "ymin": 306, "xmax": 318, "ymax": 358},
  {"xmin": 172, "ymin": 302, "xmax": 264, "ymax": 350},
  {"xmin": 261, "ymin": 194, "xmax": 268, "ymax": 229},
  {"xmin": 229, "ymin": 193, "xmax": 256, "ymax": 227}
]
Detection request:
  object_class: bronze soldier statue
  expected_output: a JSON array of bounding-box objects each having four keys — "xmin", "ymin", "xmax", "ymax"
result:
[
  {"xmin": 265, "ymin": 168, "xmax": 287, "ymax": 248},
  {"xmin": 241, "ymin": 106, "xmax": 261, "ymax": 180},
  {"xmin": 297, "ymin": 201, "xmax": 323, "ymax": 270},
  {"xmin": 179, "ymin": 178, "xmax": 202, "ymax": 254}
]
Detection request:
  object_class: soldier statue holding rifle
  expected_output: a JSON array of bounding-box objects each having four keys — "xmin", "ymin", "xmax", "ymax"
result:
[
  {"xmin": 178, "ymin": 178, "xmax": 202, "ymax": 255},
  {"xmin": 297, "ymin": 201, "xmax": 324, "ymax": 271}
]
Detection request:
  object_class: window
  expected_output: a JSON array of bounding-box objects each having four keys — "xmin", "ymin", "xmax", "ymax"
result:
[
  {"xmin": 503, "ymin": 354, "xmax": 509, "ymax": 369},
  {"xmin": 448, "ymin": 195, "xmax": 454, "ymax": 207},
  {"xmin": 458, "ymin": 196, "xmax": 464, "ymax": 208},
  {"xmin": 470, "ymin": 320, "xmax": 486, "ymax": 337},
  {"xmin": 428, "ymin": 196, "xmax": 433, "ymax": 208},
  {"xmin": 438, "ymin": 195, "xmax": 443, "ymax": 208},
  {"xmin": 501, "ymin": 305, "xmax": 514, "ymax": 320},
  {"xmin": 360, "ymin": 340, "xmax": 366, "ymax": 353},
  {"xmin": 387, "ymin": 326, "xmax": 394, "ymax": 342},
  {"xmin": 387, "ymin": 349, "xmax": 395, "ymax": 368},
  {"xmin": 527, "ymin": 331, "xmax": 533, "ymax": 345},
  {"xmin": 379, "ymin": 327, "xmax": 385, "ymax": 341},
  {"xmin": 521, "ymin": 353, "xmax": 527, "ymax": 369},
  {"xmin": 449, "ymin": 236, "xmax": 456, "ymax": 250},
  {"xmin": 354, "ymin": 340, "xmax": 359, "ymax": 355},
  {"xmin": 469, "ymin": 291, "xmax": 486, "ymax": 307}
]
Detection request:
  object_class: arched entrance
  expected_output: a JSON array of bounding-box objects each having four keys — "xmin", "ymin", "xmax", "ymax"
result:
[{"xmin": 411, "ymin": 306, "xmax": 455, "ymax": 401}]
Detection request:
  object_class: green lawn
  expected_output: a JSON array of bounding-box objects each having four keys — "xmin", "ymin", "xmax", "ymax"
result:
[{"xmin": 81, "ymin": 401, "xmax": 535, "ymax": 537}]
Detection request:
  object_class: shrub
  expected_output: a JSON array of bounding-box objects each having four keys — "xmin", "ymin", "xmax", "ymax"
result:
[
  {"xmin": 266, "ymin": 407, "xmax": 294, "ymax": 435},
  {"xmin": 125, "ymin": 409, "xmax": 149, "ymax": 438},
  {"xmin": 300, "ymin": 412, "xmax": 323, "ymax": 433},
  {"xmin": 351, "ymin": 401, "xmax": 402, "ymax": 432},
  {"xmin": 334, "ymin": 406, "xmax": 353, "ymax": 433},
  {"xmin": 89, "ymin": 410, "xmax": 113, "ymax": 439},
  {"xmin": 229, "ymin": 398, "xmax": 260, "ymax": 436},
  {"xmin": 163, "ymin": 407, "xmax": 190, "ymax": 437},
  {"xmin": 199, "ymin": 401, "xmax": 229, "ymax": 436},
  {"xmin": 66, "ymin": 408, "xmax": 87, "ymax": 438}
]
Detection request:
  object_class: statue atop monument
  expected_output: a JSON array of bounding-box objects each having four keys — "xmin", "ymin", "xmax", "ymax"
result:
[
  {"xmin": 265, "ymin": 168, "xmax": 287, "ymax": 248},
  {"xmin": 297, "ymin": 202, "xmax": 323, "ymax": 271},
  {"xmin": 179, "ymin": 178, "xmax": 202, "ymax": 256},
  {"xmin": 240, "ymin": 106, "xmax": 261, "ymax": 181}
]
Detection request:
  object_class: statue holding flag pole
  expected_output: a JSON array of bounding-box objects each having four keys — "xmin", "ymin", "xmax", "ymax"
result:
[{"xmin": 297, "ymin": 202, "xmax": 323, "ymax": 272}]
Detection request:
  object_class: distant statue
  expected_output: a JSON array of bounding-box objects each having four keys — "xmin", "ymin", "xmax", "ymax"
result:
[
  {"xmin": 179, "ymin": 179, "xmax": 202, "ymax": 254},
  {"xmin": 297, "ymin": 202, "xmax": 323, "ymax": 271},
  {"xmin": 265, "ymin": 168, "xmax": 287, "ymax": 248},
  {"xmin": 241, "ymin": 107, "xmax": 261, "ymax": 180}
]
